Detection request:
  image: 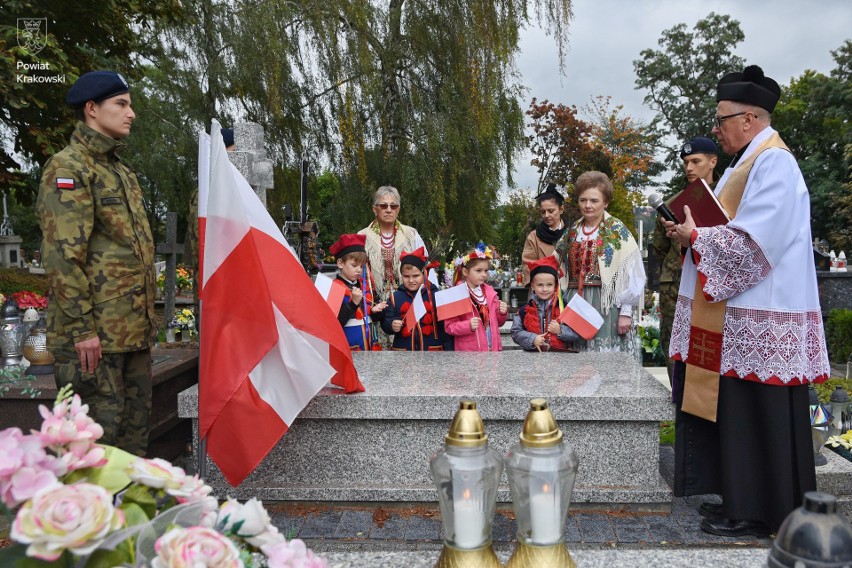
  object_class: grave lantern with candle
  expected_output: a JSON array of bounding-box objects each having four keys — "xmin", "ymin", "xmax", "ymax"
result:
[
  {"xmin": 505, "ymin": 398, "xmax": 578, "ymax": 568},
  {"xmin": 430, "ymin": 400, "xmax": 502, "ymax": 568}
]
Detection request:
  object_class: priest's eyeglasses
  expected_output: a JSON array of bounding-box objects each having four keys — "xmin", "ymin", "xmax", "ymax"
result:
[
  {"xmin": 375, "ymin": 203, "xmax": 400, "ymax": 210},
  {"xmin": 711, "ymin": 111, "xmax": 747, "ymax": 128}
]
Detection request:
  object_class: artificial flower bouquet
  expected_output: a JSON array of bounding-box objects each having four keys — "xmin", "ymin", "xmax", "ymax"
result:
[
  {"xmin": 11, "ymin": 290, "xmax": 47, "ymax": 311},
  {"xmin": 826, "ymin": 429, "xmax": 852, "ymax": 462},
  {"xmin": 0, "ymin": 385, "xmax": 327, "ymax": 567},
  {"xmin": 156, "ymin": 265, "xmax": 194, "ymax": 294},
  {"xmin": 168, "ymin": 308, "xmax": 197, "ymax": 334}
]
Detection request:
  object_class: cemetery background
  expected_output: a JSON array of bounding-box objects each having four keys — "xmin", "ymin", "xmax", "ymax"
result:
[{"xmin": 1, "ymin": 2, "xmax": 852, "ymax": 565}]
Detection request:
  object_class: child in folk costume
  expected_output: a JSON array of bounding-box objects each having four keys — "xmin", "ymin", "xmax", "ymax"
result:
[
  {"xmin": 511, "ymin": 256, "xmax": 581, "ymax": 352},
  {"xmin": 331, "ymin": 234, "xmax": 387, "ymax": 351},
  {"xmin": 381, "ymin": 248, "xmax": 452, "ymax": 351},
  {"xmin": 444, "ymin": 243, "xmax": 509, "ymax": 352}
]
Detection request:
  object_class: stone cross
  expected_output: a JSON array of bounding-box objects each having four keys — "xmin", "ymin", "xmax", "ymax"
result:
[
  {"xmin": 156, "ymin": 212, "xmax": 185, "ymax": 328},
  {"xmin": 229, "ymin": 122, "xmax": 274, "ymax": 206},
  {"xmin": 0, "ymin": 192, "xmax": 13, "ymax": 237}
]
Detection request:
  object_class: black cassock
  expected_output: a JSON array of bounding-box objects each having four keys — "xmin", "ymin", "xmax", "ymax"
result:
[{"xmin": 672, "ymin": 361, "xmax": 816, "ymax": 532}]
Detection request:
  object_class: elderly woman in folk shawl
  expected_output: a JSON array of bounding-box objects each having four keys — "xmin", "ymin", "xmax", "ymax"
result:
[
  {"xmin": 555, "ymin": 171, "xmax": 646, "ymax": 356},
  {"xmin": 358, "ymin": 185, "xmax": 427, "ymax": 301}
]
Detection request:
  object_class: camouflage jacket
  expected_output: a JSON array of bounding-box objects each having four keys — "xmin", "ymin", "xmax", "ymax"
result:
[
  {"xmin": 650, "ymin": 217, "xmax": 683, "ymax": 284},
  {"xmin": 37, "ymin": 122, "xmax": 156, "ymax": 352}
]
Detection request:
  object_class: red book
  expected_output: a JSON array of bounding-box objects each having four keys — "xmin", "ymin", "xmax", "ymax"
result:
[{"xmin": 669, "ymin": 178, "xmax": 731, "ymax": 228}]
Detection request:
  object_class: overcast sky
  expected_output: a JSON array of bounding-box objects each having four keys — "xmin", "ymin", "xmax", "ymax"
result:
[{"xmin": 509, "ymin": 0, "xmax": 852, "ymax": 194}]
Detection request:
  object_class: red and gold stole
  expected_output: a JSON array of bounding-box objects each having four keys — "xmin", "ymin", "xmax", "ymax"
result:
[{"xmin": 682, "ymin": 132, "xmax": 789, "ymax": 422}]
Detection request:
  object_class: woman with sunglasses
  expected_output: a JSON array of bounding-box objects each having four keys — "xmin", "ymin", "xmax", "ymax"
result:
[{"xmin": 358, "ymin": 185, "xmax": 426, "ymax": 302}]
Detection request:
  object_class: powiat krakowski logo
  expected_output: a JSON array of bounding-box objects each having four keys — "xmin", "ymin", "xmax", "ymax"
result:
[{"xmin": 17, "ymin": 18, "xmax": 48, "ymax": 55}]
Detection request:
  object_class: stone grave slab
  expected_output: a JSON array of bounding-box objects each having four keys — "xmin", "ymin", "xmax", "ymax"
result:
[{"xmin": 179, "ymin": 351, "xmax": 675, "ymax": 508}]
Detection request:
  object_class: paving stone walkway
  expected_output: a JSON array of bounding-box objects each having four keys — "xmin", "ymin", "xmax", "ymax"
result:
[{"xmin": 266, "ymin": 446, "xmax": 773, "ymax": 553}]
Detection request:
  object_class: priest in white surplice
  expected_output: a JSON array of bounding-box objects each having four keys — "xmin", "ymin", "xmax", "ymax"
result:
[{"xmin": 664, "ymin": 65, "xmax": 830, "ymax": 537}]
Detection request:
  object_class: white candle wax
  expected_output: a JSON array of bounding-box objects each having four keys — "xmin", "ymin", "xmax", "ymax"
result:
[
  {"xmin": 530, "ymin": 485, "xmax": 562, "ymax": 543},
  {"xmin": 452, "ymin": 496, "xmax": 485, "ymax": 548}
]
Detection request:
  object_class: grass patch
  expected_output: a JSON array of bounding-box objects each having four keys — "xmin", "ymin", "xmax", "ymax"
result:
[{"xmin": 660, "ymin": 420, "xmax": 675, "ymax": 445}]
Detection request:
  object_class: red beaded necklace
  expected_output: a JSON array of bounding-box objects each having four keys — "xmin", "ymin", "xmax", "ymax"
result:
[
  {"xmin": 581, "ymin": 218, "xmax": 602, "ymax": 236},
  {"xmin": 379, "ymin": 224, "xmax": 397, "ymax": 249}
]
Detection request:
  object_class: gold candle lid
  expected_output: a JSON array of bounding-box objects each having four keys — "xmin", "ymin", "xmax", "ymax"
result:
[
  {"xmin": 445, "ymin": 400, "xmax": 488, "ymax": 447},
  {"xmin": 519, "ymin": 398, "xmax": 563, "ymax": 448}
]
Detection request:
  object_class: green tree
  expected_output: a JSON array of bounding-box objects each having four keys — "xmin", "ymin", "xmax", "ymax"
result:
[
  {"xmin": 633, "ymin": 12, "xmax": 744, "ymax": 191},
  {"xmin": 585, "ymin": 96, "xmax": 662, "ymax": 228},
  {"xmin": 526, "ymin": 96, "xmax": 660, "ymax": 231},
  {"xmin": 208, "ymin": 0, "xmax": 574, "ymax": 244},
  {"xmin": 773, "ymin": 40, "xmax": 852, "ymax": 251},
  {"xmin": 493, "ymin": 188, "xmax": 537, "ymax": 266},
  {"xmin": 0, "ymin": 0, "xmax": 183, "ymax": 195}
]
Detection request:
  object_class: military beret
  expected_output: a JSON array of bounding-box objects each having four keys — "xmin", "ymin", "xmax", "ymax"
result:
[
  {"xmin": 680, "ymin": 136, "xmax": 718, "ymax": 159},
  {"xmin": 330, "ymin": 234, "xmax": 366, "ymax": 260},
  {"xmin": 221, "ymin": 128, "xmax": 235, "ymax": 148},
  {"xmin": 66, "ymin": 71, "xmax": 130, "ymax": 108},
  {"xmin": 716, "ymin": 65, "xmax": 781, "ymax": 113}
]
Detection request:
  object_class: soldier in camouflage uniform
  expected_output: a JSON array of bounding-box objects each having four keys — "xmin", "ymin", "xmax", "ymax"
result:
[
  {"xmin": 650, "ymin": 136, "xmax": 717, "ymax": 383},
  {"xmin": 37, "ymin": 71, "xmax": 156, "ymax": 457}
]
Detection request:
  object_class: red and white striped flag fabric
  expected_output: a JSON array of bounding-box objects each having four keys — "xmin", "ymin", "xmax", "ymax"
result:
[
  {"xmin": 404, "ymin": 285, "xmax": 427, "ymax": 331},
  {"xmin": 198, "ymin": 123, "xmax": 364, "ymax": 487},
  {"xmin": 314, "ymin": 272, "xmax": 346, "ymax": 313},
  {"xmin": 434, "ymin": 283, "xmax": 470, "ymax": 321},
  {"xmin": 559, "ymin": 293, "xmax": 604, "ymax": 340}
]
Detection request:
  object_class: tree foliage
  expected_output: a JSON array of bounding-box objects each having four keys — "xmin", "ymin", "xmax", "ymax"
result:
[
  {"xmin": 138, "ymin": 0, "xmax": 574, "ymax": 247},
  {"xmin": 0, "ymin": 0, "xmax": 183, "ymax": 196},
  {"xmin": 493, "ymin": 188, "xmax": 538, "ymax": 266},
  {"xmin": 773, "ymin": 40, "xmax": 852, "ymax": 251},
  {"xmin": 526, "ymin": 96, "xmax": 660, "ymax": 231},
  {"xmin": 633, "ymin": 12, "xmax": 744, "ymax": 190}
]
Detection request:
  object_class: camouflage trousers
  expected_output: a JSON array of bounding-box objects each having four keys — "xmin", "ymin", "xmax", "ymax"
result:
[
  {"xmin": 53, "ymin": 348, "xmax": 152, "ymax": 457},
  {"xmin": 659, "ymin": 281, "xmax": 679, "ymax": 383}
]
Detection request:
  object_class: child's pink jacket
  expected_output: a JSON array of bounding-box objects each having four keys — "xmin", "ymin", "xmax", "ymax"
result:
[{"xmin": 444, "ymin": 284, "xmax": 507, "ymax": 352}]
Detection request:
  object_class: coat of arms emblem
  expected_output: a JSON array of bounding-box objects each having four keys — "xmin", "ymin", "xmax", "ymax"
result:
[{"xmin": 17, "ymin": 18, "xmax": 48, "ymax": 55}]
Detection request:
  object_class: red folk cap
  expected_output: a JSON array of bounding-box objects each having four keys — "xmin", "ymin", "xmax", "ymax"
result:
[
  {"xmin": 526, "ymin": 256, "xmax": 561, "ymax": 281},
  {"xmin": 330, "ymin": 233, "xmax": 367, "ymax": 259},
  {"xmin": 399, "ymin": 247, "xmax": 427, "ymax": 270}
]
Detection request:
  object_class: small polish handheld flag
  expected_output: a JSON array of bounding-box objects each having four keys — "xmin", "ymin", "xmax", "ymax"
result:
[
  {"xmin": 435, "ymin": 283, "xmax": 470, "ymax": 321},
  {"xmin": 198, "ymin": 122, "xmax": 364, "ymax": 487},
  {"xmin": 314, "ymin": 272, "xmax": 346, "ymax": 314},
  {"xmin": 404, "ymin": 285, "xmax": 427, "ymax": 331},
  {"xmin": 560, "ymin": 293, "xmax": 604, "ymax": 340}
]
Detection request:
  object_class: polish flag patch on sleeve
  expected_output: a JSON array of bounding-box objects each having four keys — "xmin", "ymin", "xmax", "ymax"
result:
[{"xmin": 56, "ymin": 178, "xmax": 75, "ymax": 190}]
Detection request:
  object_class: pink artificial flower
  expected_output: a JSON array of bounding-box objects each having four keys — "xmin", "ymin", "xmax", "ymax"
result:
[
  {"xmin": 262, "ymin": 539, "xmax": 329, "ymax": 568},
  {"xmin": 152, "ymin": 526, "xmax": 242, "ymax": 568},
  {"xmin": 37, "ymin": 394, "xmax": 106, "ymax": 472},
  {"xmin": 0, "ymin": 428, "xmax": 26, "ymax": 478},
  {"xmin": 12, "ymin": 483, "xmax": 124, "ymax": 561},
  {"xmin": 167, "ymin": 473, "xmax": 213, "ymax": 503},
  {"xmin": 0, "ymin": 428, "xmax": 65, "ymax": 509},
  {"xmin": 8, "ymin": 466, "xmax": 60, "ymax": 504}
]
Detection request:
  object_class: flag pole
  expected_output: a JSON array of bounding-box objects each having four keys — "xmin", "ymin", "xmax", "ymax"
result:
[
  {"xmin": 195, "ymin": 122, "xmax": 216, "ymax": 480},
  {"xmin": 197, "ymin": 298, "xmax": 207, "ymax": 479}
]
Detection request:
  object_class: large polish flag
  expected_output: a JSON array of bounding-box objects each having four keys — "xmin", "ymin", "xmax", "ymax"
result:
[
  {"xmin": 198, "ymin": 123, "xmax": 364, "ymax": 487},
  {"xmin": 434, "ymin": 284, "xmax": 470, "ymax": 321},
  {"xmin": 559, "ymin": 293, "xmax": 604, "ymax": 340}
]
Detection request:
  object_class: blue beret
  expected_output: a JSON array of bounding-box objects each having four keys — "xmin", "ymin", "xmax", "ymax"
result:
[
  {"xmin": 66, "ymin": 71, "xmax": 130, "ymax": 108},
  {"xmin": 221, "ymin": 128, "xmax": 235, "ymax": 148},
  {"xmin": 680, "ymin": 136, "xmax": 717, "ymax": 159}
]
